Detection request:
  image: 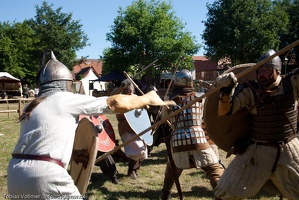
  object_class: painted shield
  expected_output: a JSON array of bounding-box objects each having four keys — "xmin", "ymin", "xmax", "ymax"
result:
[
  {"xmin": 70, "ymin": 117, "xmax": 98, "ymax": 195},
  {"xmin": 85, "ymin": 115, "xmax": 116, "ymax": 152},
  {"xmin": 204, "ymin": 63, "xmax": 256, "ymax": 152},
  {"xmin": 124, "ymin": 108, "xmax": 153, "ymax": 146}
]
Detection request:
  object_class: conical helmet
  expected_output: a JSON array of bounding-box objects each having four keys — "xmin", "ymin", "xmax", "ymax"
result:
[
  {"xmin": 174, "ymin": 69, "xmax": 193, "ymax": 87},
  {"xmin": 38, "ymin": 50, "xmax": 73, "ymax": 85},
  {"xmin": 258, "ymin": 49, "xmax": 282, "ymax": 72}
]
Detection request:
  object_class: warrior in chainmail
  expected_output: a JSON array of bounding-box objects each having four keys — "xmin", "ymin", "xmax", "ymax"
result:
[
  {"xmin": 161, "ymin": 69, "xmax": 225, "ymax": 200},
  {"xmin": 214, "ymin": 49, "xmax": 299, "ymax": 200},
  {"xmin": 7, "ymin": 50, "xmax": 175, "ymax": 199}
]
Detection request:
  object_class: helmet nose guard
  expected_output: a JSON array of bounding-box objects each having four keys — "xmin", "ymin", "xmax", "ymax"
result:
[
  {"xmin": 38, "ymin": 50, "xmax": 73, "ymax": 86},
  {"xmin": 258, "ymin": 49, "xmax": 282, "ymax": 72}
]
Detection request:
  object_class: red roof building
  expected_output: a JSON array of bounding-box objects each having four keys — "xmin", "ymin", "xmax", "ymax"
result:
[{"xmin": 72, "ymin": 59, "xmax": 103, "ymax": 78}]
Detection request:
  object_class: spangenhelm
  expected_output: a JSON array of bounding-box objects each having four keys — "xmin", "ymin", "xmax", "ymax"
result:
[
  {"xmin": 174, "ymin": 69, "xmax": 193, "ymax": 87},
  {"xmin": 258, "ymin": 49, "xmax": 282, "ymax": 72},
  {"xmin": 38, "ymin": 50, "xmax": 73, "ymax": 85}
]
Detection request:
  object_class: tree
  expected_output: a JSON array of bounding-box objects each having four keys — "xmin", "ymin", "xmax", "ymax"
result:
[
  {"xmin": 0, "ymin": 2, "xmax": 89, "ymax": 86},
  {"xmin": 278, "ymin": 0, "xmax": 299, "ymax": 68},
  {"xmin": 202, "ymin": 0, "xmax": 289, "ymax": 66},
  {"xmin": 102, "ymin": 0, "xmax": 200, "ymax": 77},
  {"xmin": 27, "ymin": 1, "xmax": 89, "ymax": 69},
  {"xmin": 0, "ymin": 21, "xmax": 38, "ymax": 83}
]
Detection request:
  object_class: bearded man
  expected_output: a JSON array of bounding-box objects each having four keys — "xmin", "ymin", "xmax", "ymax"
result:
[{"xmin": 214, "ymin": 49, "xmax": 299, "ymax": 200}]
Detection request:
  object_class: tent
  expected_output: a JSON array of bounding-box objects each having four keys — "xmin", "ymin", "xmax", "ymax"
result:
[
  {"xmin": 95, "ymin": 70, "xmax": 126, "ymax": 82},
  {"xmin": 0, "ymin": 72, "xmax": 20, "ymax": 83},
  {"xmin": 0, "ymin": 72, "xmax": 21, "ymax": 97},
  {"xmin": 74, "ymin": 68, "xmax": 106, "ymax": 96}
]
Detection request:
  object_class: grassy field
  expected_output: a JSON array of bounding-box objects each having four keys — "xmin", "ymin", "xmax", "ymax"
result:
[{"xmin": 0, "ymin": 102, "xmax": 283, "ymax": 200}]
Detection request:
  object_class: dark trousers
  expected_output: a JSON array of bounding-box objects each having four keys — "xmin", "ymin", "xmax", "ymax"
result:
[{"xmin": 95, "ymin": 151, "xmax": 118, "ymax": 178}]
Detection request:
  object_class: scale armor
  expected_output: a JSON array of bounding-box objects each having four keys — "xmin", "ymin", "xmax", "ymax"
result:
[{"xmin": 170, "ymin": 93, "xmax": 209, "ymax": 153}]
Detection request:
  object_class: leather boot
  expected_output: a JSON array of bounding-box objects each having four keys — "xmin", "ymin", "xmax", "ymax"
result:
[
  {"xmin": 110, "ymin": 176, "xmax": 121, "ymax": 184},
  {"xmin": 127, "ymin": 159, "xmax": 138, "ymax": 179},
  {"xmin": 161, "ymin": 189, "xmax": 171, "ymax": 200},
  {"xmin": 127, "ymin": 169, "xmax": 138, "ymax": 179}
]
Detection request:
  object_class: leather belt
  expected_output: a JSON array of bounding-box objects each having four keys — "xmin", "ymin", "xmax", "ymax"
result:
[
  {"xmin": 12, "ymin": 154, "xmax": 64, "ymax": 168},
  {"xmin": 252, "ymin": 134, "xmax": 297, "ymax": 146}
]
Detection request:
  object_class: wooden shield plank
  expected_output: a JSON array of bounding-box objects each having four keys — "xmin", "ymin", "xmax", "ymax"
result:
[
  {"xmin": 204, "ymin": 63, "xmax": 256, "ymax": 152},
  {"xmin": 124, "ymin": 108, "xmax": 153, "ymax": 146},
  {"xmin": 70, "ymin": 118, "xmax": 98, "ymax": 195}
]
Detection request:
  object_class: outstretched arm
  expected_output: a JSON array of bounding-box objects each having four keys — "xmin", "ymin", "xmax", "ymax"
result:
[{"xmin": 106, "ymin": 90, "xmax": 176, "ymax": 113}]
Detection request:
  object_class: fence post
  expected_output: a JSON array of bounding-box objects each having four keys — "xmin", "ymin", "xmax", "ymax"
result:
[
  {"xmin": 7, "ymin": 101, "xmax": 9, "ymax": 118},
  {"xmin": 18, "ymin": 99, "xmax": 21, "ymax": 119}
]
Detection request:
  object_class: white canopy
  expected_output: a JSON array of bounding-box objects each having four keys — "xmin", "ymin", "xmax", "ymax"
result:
[
  {"xmin": 0, "ymin": 72, "xmax": 20, "ymax": 82},
  {"xmin": 76, "ymin": 68, "xmax": 106, "ymax": 96}
]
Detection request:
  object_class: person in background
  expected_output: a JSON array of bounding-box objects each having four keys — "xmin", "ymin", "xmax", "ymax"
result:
[
  {"xmin": 0, "ymin": 90, "xmax": 8, "ymax": 103},
  {"xmin": 115, "ymin": 79, "xmax": 148, "ymax": 179},
  {"xmin": 34, "ymin": 86, "xmax": 39, "ymax": 98},
  {"xmin": 7, "ymin": 50, "xmax": 175, "ymax": 199},
  {"xmin": 18, "ymin": 82, "xmax": 22, "ymax": 97},
  {"xmin": 22, "ymin": 84, "xmax": 29, "ymax": 98},
  {"xmin": 161, "ymin": 69, "xmax": 225, "ymax": 200},
  {"xmin": 214, "ymin": 49, "xmax": 299, "ymax": 199}
]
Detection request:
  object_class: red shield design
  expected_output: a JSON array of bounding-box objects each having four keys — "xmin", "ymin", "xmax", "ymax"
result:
[{"xmin": 79, "ymin": 115, "xmax": 116, "ymax": 152}]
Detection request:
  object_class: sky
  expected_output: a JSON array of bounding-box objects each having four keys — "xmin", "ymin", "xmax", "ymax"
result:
[{"xmin": 0, "ymin": 0, "xmax": 213, "ymax": 59}]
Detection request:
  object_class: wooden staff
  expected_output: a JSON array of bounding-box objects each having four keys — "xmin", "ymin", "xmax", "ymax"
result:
[
  {"xmin": 123, "ymin": 71, "xmax": 172, "ymax": 125},
  {"xmin": 132, "ymin": 59, "xmax": 158, "ymax": 79},
  {"xmin": 150, "ymin": 57, "xmax": 184, "ymax": 134},
  {"xmin": 164, "ymin": 56, "xmax": 185, "ymax": 99},
  {"xmin": 123, "ymin": 71, "xmax": 144, "ymax": 95},
  {"xmin": 95, "ymin": 39, "xmax": 299, "ymax": 165}
]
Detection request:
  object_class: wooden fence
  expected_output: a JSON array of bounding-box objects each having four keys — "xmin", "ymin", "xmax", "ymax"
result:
[{"xmin": 0, "ymin": 98, "xmax": 33, "ymax": 118}]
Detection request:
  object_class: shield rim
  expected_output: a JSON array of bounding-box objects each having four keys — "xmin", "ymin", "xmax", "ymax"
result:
[{"xmin": 69, "ymin": 118, "xmax": 98, "ymax": 195}]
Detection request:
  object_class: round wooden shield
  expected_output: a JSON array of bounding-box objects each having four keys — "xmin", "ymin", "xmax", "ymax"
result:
[
  {"xmin": 124, "ymin": 108, "xmax": 153, "ymax": 146},
  {"xmin": 70, "ymin": 118, "xmax": 98, "ymax": 195},
  {"xmin": 204, "ymin": 63, "xmax": 256, "ymax": 152}
]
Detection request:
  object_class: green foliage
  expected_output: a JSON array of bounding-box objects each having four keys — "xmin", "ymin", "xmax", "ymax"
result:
[
  {"xmin": 277, "ymin": 0, "xmax": 299, "ymax": 65},
  {"xmin": 0, "ymin": 1, "xmax": 88, "ymax": 86},
  {"xmin": 202, "ymin": 0, "xmax": 289, "ymax": 65},
  {"xmin": 102, "ymin": 0, "xmax": 200, "ymax": 77},
  {"xmin": 26, "ymin": 1, "xmax": 89, "ymax": 69},
  {"xmin": 0, "ymin": 21, "xmax": 38, "ymax": 83}
]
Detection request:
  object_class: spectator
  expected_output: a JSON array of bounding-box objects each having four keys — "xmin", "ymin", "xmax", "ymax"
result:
[
  {"xmin": 22, "ymin": 84, "xmax": 29, "ymax": 98},
  {"xmin": 34, "ymin": 87, "xmax": 39, "ymax": 98},
  {"xmin": 1, "ymin": 91, "xmax": 8, "ymax": 103}
]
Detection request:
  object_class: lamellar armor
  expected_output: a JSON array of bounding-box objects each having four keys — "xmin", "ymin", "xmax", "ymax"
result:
[
  {"xmin": 247, "ymin": 77, "xmax": 297, "ymax": 142},
  {"xmin": 170, "ymin": 92, "xmax": 210, "ymax": 153}
]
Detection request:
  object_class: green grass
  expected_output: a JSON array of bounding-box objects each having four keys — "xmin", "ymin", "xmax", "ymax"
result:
[{"xmin": 0, "ymin": 102, "xmax": 282, "ymax": 200}]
